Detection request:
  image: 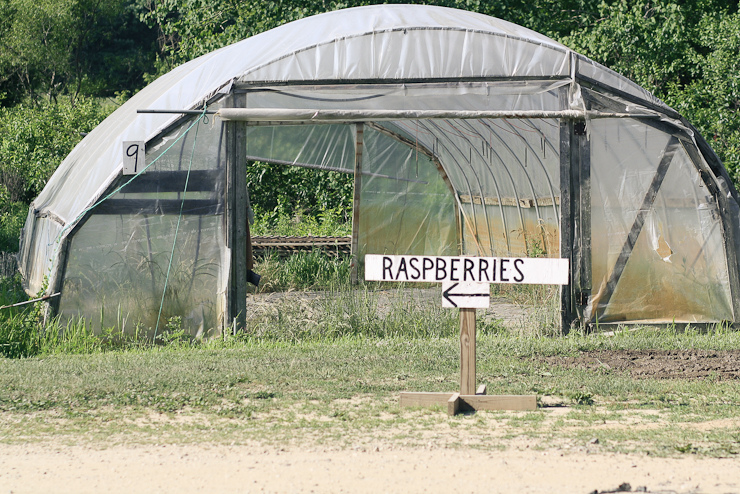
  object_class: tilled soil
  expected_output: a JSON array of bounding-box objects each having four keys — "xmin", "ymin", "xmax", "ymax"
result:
[{"xmin": 539, "ymin": 350, "xmax": 740, "ymax": 380}]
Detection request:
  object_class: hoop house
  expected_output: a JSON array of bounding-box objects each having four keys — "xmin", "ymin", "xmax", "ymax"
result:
[{"xmin": 19, "ymin": 5, "xmax": 740, "ymax": 335}]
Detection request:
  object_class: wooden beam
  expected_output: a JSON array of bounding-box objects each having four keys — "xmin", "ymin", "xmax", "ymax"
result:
[
  {"xmin": 93, "ymin": 199, "xmax": 221, "ymax": 216},
  {"xmin": 234, "ymin": 99, "xmax": 248, "ymax": 330},
  {"xmin": 118, "ymin": 170, "xmax": 223, "ymax": 194},
  {"xmin": 559, "ymin": 118, "xmax": 575, "ymax": 334},
  {"xmin": 447, "ymin": 393, "xmax": 461, "ymax": 416},
  {"xmin": 225, "ymin": 93, "xmax": 248, "ymax": 333},
  {"xmin": 399, "ymin": 392, "xmax": 455, "ymax": 408},
  {"xmin": 571, "ymin": 120, "xmax": 592, "ymax": 321},
  {"xmin": 461, "ymin": 395, "xmax": 537, "ymax": 412},
  {"xmin": 350, "ymin": 123, "xmax": 363, "ymax": 284},
  {"xmin": 246, "ymin": 194, "xmax": 254, "ymax": 275},
  {"xmin": 460, "ymin": 308, "xmax": 476, "ymax": 395},
  {"xmin": 399, "ymin": 392, "xmax": 537, "ymax": 414}
]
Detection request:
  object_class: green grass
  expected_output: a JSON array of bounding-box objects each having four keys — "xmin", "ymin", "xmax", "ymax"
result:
[
  {"xmin": 2, "ymin": 250, "xmax": 739, "ymax": 456},
  {"xmin": 250, "ymin": 250, "xmax": 352, "ymax": 293},
  {"xmin": 244, "ymin": 286, "xmax": 460, "ymax": 341},
  {"xmin": 0, "ymin": 332, "xmax": 738, "ymax": 455}
]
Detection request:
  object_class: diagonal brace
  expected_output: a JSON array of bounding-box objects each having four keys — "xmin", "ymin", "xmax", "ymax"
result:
[{"xmin": 594, "ymin": 136, "xmax": 681, "ymax": 319}]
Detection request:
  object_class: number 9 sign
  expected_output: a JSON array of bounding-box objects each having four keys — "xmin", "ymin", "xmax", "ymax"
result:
[{"xmin": 123, "ymin": 141, "xmax": 146, "ymax": 175}]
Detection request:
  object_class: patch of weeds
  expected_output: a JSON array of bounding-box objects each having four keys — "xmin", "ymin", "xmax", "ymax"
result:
[
  {"xmin": 250, "ymin": 250, "xmax": 352, "ymax": 293},
  {"xmin": 675, "ymin": 443, "xmax": 697, "ymax": 454},
  {"xmin": 567, "ymin": 391, "xmax": 595, "ymax": 406},
  {"xmin": 155, "ymin": 316, "xmax": 192, "ymax": 346},
  {"xmin": 478, "ymin": 317, "xmax": 507, "ymax": 335},
  {"xmin": 251, "ymin": 391, "xmax": 277, "ymax": 400}
]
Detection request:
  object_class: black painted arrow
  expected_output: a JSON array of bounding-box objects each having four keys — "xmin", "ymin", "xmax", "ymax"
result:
[{"xmin": 443, "ymin": 282, "xmax": 490, "ymax": 308}]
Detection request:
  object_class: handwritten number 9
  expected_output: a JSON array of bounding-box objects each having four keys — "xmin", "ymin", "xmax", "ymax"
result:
[{"xmin": 126, "ymin": 144, "xmax": 140, "ymax": 173}]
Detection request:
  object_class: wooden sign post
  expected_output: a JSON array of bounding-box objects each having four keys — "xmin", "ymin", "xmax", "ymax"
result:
[
  {"xmin": 460, "ymin": 307, "xmax": 476, "ymax": 396},
  {"xmin": 365, "ymin": 254, "xmax": 569, "ymax": 415}
]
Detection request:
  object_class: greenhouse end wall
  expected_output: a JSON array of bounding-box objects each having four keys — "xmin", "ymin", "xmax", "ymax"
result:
[{"xmin": 58, "ymin": 114, "xmax": 228, "ymax": 338}]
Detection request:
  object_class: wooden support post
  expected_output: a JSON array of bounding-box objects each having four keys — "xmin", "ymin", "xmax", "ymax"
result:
[
  {"xmin": 460, "ymin": 308, "xmax": 476, "ymax": 395},
  {"xmin": 559, "ymin": 118, "xmax": 575, "ymax": 334},
  {"xmin": 350, "ymin": 123, "xmax": 364, "ymax": 284},
  {"xmin": 246, "ymin": 191, "xmax": 254, "ymax": 274},
  {"xmin": 225, "ymin": 93, "xmax": 248, "ymax": 332}
]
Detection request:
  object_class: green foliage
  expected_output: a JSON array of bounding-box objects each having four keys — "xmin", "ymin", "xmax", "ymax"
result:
[
  {"xmin": 561, "ymin": 1, "xmax": 740, "ymax": 179},
  {"xmin": 0, "ymin": 312, "xmax": 104, "ymax": 358},
  {"xmin": 667, "ymin": 12, "xmax": 740, "ymax": 181},
  {"xmin": 251, "ymin": 207, "xmax": 351, "ymax": 237},
  {"xmin": 0, "ymin": 278, "xmax": 48, "ymax": 358},
  {"xmin": 0, "ymin": 200, "xmax": 26, "ymax": 252},
  {"xmin": 156, "ymin": 316, "xmax": 191, "ymax": 346},
  {"xmin": 0, "ymin": 98, "xmax": 111, "ymax": 201},
  {"xmin": 0, "ymin": 0, "xmax": 156, "ymax": 105},
  {"xmin": 0, "ymin": 274, "xmax": 25, "ymax": 314},
  {"xmin": 247, "ymin": 161, "xmax": 353, "ymax": 229},
  {"xmin": 562, "ymin": 0, "xmax": 693, "ymax": 95},
  {"xmin": 0, "ymin": 97, "xmax": 111, "ymax": 250}
]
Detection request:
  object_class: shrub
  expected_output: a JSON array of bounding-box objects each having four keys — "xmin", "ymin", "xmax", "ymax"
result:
[{"xmin": 0, "ymin": 97, "xmax": 112, "ymax": 251}]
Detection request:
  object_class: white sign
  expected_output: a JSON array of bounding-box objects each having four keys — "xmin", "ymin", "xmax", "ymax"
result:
[
  {"xmin": 442, "ymin": 281, "xmax": 490, "ymax": 308},
  {"xmin": 123, "ymin": 141, "xmax": 146, "ymax": 175},
  {"xmin": 365, "ymin": 255, "xmax": 569, "ymax": 285}
]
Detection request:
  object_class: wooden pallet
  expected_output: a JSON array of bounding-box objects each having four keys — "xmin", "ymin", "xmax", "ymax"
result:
[{"xmin": 251, "ymin": 236, "xmax": 351, "ymax": 258}]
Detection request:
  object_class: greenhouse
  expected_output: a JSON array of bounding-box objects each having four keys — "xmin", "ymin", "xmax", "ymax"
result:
[{"xmin": 18, "ymin": 4, "xmax": 740, "ymax": 336}]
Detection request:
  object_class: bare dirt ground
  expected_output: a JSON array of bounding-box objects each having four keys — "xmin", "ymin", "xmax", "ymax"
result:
[
  {"xmin": 539, "ymin": 350, "xmax": 740, "ymax": 380},
  {"xmin": 1, "ymin": 441, "xmax": 739, "ymax": 494}
]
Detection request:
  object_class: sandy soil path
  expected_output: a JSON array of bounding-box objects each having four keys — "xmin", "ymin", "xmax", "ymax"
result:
[{"xmin": 1, "ymin": 443, "xmax": 738, "ymax": 493}]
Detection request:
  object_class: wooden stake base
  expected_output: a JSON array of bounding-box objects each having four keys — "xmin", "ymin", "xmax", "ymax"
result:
[
  {"xmin": 398, "ymin": 307, "xmax": 538, "ymax": 415},
  {"xmin": 400, "ymin": 386, "xmax": 536, "ymax": 416}
]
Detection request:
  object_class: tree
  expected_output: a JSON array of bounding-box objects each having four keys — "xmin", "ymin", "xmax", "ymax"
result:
[
  {"xmin": 0, "ymin": 0, "xmax": 156, "ymax": 105},
  {"xmin": 560, "ymin": 0, "xmax": 740, "ymax": 180},
  {"xmin": 670, "ymin": 12, "xmax": 740, "ymax": 181},
  {"xmin": 0, "ymin": 98, "xmax": 111, "ymax": 250}
]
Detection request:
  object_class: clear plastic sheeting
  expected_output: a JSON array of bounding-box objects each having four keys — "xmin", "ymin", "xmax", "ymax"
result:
[
  {"xmin": 577, "ymin": 55, "xmax": 672, "ymax": 114},
  {"xmin": 358, "ymin": 125, "xmax": 458, "ymax": 258},
  {"xmin": 379, "ymin": 118, "xmax": 561, "ymax": 257},
  {"xmin": 239, "ymin": 7, "xmax": 570, "ymax": 83},
  {"xmin": 19, "ymin": 215, "xmax": 62, "ymax": 295},
  {"xmin": 590, "ymin": 119, "xmax": 733, "ymax": 323},
  {"xmin": 245, "ymin": 125, "xmax": 355, "ymax": 172},
  {"xmin": 242, "ymin": 81, "xmax": 569, "ymax": 113},
  {"xmin": 58, "ymin": 115, "xmax": 226, "ymax": 337}
]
